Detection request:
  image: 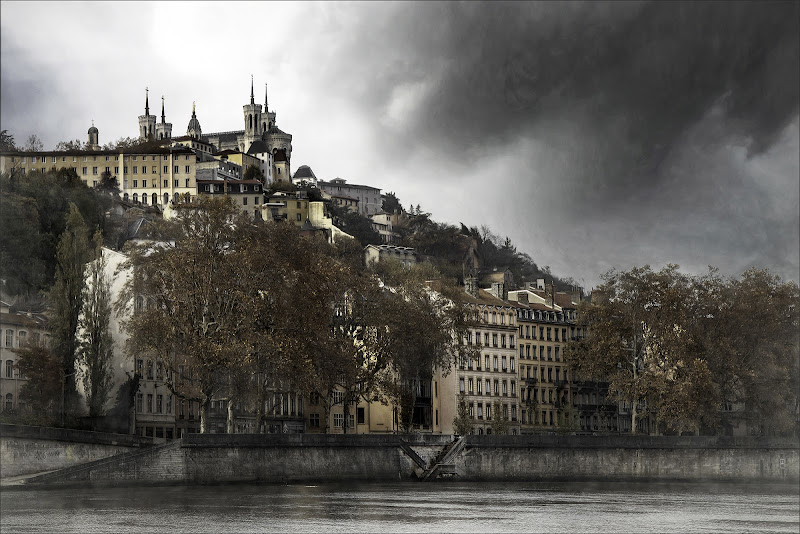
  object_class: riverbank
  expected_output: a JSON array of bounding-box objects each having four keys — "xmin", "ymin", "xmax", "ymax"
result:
[{"xmin": 2, "ymin": 430, "xmax": 796, "ymax": 486}]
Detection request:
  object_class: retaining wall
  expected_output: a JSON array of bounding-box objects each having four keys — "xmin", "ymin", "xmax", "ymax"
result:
[
  {"xmin": 9, "ymin": 431, "xmax": 799, "ymax": 486},
  {"xmin": 0, "ymin": 424, "xmax": 152, "ymax": 477}
]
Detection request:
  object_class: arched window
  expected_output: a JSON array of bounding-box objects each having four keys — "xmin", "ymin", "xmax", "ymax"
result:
[
  {"xmin": 492, "ymin": 312, "xmax": 497, "ymax": 324},
  {"xmin": 173, "ymin": 193, "xmax": 179, "ymax": 202},
  {"xmin": 4, "ymin": 329, "xmax": 12, "ymax": 348},
  {"xmin": 5, "ymin": 393, "xmax": 12, "ymax": 412},
  {"xmin": 133, "ymin": 193, "xmax": 138, "ymax": 203},
  {"xmin": 123, "ymin": 193, "xmax": 129, "ymax": 202},
  {"xmin": 152, "ymin": 193, "xmax": 157, "ymax": 205},
  {"xmin": 17, "ymin": 331, "xmax": 26, "ymax": 347},
  {"xmin": 5, "ymin": 360, "xmax": 13, "ymax": 378},
  {"xmin": 142, "ymin": 194, "xmax": 148, "ymax": 205},
  {"xmin": 159, "ymin": 132, "xmax": 163, "ymax": 140},
  {"xmin": 164, "ymin": 193, "xmax": 169, "ymax": 205},
  {"xmin": 249, "ymin": 114, "xmax": 253, "ymax": 129}
]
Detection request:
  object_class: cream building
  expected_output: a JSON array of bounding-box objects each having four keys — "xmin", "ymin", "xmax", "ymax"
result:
[
  {"xmin": 440, "ymin": 280, "xmax": 521, "ymax": 435},
  {"xmin": 0, "ymin": 297, "xmax": 48, "ymax": 414}
]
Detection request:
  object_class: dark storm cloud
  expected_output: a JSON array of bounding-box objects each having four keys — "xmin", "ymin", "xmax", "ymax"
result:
[
  {"xmin": 341, "ymin": 1, "xmax": 798, "ymax": 171},
  {"xmin": 318, "ymin": 1, "xmax": 798, "ymax": 283}
]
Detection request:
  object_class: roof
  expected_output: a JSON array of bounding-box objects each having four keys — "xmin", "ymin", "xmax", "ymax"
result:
[
  {"xmin": 293, "ymin": 165, "xmax": 316, "ymax": 179},
  {"xmin": 267, "ymin": 125, "xmax": 289, "ymax": 136},
  {"xmin": 247, "ymin": 140, "xmax": 269, "ymax": 154},
  {"xmin": 462, "ymin": 288, "xmax": 514, "ymax": 308}
]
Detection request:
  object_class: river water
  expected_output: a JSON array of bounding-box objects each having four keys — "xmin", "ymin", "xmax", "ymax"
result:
[{"xmin": 1, "ymin": 481, "xmax": 798, "ymax": 533}]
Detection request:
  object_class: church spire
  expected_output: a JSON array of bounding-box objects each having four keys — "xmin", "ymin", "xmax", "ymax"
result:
[
  {"xmin": 264, "ymin": 83, "xmax": 269, "ymax": 111},
  {"xmin": 161, "ymin": 95, "xmax": 166, "ymax": 124},
  {"xmin": 145, "ymin": 87, "xmax": 150, "ymax": 116},
  {"xmin": 250, "ymin": 75, "xmax": 255, "ymax": 105}
]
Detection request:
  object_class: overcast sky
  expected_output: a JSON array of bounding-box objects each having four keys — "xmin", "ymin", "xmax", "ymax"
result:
[{"xmin": 2, "ymin": 1, "xmax": 798, "ymax": 289}]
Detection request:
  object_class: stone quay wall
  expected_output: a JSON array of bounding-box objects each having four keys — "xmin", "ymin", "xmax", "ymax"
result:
[
  {"xmin": 0, "ymin": 424, "xmax": 152, "ymax": 478},
  {"xmin": 7, "ymin": 430, "xmax": 798, "ymax": 486}
]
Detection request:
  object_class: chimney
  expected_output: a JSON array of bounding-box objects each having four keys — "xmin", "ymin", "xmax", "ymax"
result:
[
  {"xmin": 465, "ymin": 276, "xmax": 479, "ymax": 298},
  {"xmin": 536, "ymin": 278, "xmax": 545, "ymax": 290},
  {"xmin": 517, "ymin": 292, "xmax": 529, "ymax": 305},
  {"xmin": 490, "ymin": 282, "xmax": 507, "ymax": 301}
]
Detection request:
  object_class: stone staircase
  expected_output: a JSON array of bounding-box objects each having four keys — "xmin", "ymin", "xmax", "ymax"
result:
[
  {"xmin": 24, "ymin": 440, "xmax": 182, "ymax": 485},
  {"xmin": 420, "ymin": 435, "xmax": 466, "ymax": 481}
]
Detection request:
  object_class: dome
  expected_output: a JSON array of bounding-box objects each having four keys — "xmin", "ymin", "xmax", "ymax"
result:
[{"xmin": 88, "ymin": 125, "xmax": 98, "ymax": 134}]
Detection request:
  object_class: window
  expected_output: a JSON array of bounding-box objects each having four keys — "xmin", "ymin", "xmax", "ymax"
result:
[
  {"xmin": 151, "ymin": 166, "xmax": 156, "ymax": 174},
  {"xmin": 511, "ymin": 381, "xmax": 516, "ymax": 396},
  {"xmin": 332, "ymin": 391, "xmax": 344, "ymax": 404},
  {"xmin": 555, "ymin": 347, "xmax": 560, "ymax": 361},
  {"xmin": 133, "ymin": 166, "xmax": 137, "ymax": 174},
  {"xmin": 493, "ymin": 355, "xmax": 498, "ymax": 371},
  {"xmin": 510, "ymin": 357, "xmax": 515, "ymax": 372},
  {"xmin": 82, "ymin": 167, "xmax": 88, "ymax": 175},
  {"xmin": 147, "ymin": 394, "xmax": 153, "ymax": 413},
  {"xmin": 146, "ymin": 360, "xmax": 153, "ymax": 379},
  {"xmin": 5, "ymin": 393, "xmax": 12, "ymax": 412},
  {"xmin": 136, "ymin": 359, "xmax": 143, "ymax": 377},
  {"xmin": 136, "ymin": 393, "xmax": 143, "ymax": 413},
  {"xmin": 115, "ymin": 167, "xmax": 119, "ymax": 174},
  {"xmin": 357, "ymin": 407, "xmax": 365, "ymax": 425},
  {"xmin": 547, "ymin": 347, "xmax": 552, "ymax": 361},
  {"xmin": 501, "ymin": 334, "xmax": 506, "ymax": 348},
  {"xmin": 468, "ymin": 378, "xmax": 474, "ymax": 394},
  {"xmin": 502, "ymin": 380, "xmax": 508, "ymax": 396},
  {"xmin": 477, "ymin": 403, "xmax": 483, "ymax": 419},
  {"xmin": 494, "ymin": 380, "xmax": 499, "ymax": 395},
  {"xmin": 459, "ymin": 378, "xmax": 465, "ymax": 393},
  {"xmin": 540, "ymin": 346, "xmax": 544, "ymax": 359},
  {"xmin": 17, "ymin": 331, "xmax": 26, "ymax": 347},
  {"xmin": 185, "ymin": 165, "xmax": 190, "ymax": 173},
  {"xmin": 333, "ymin": 413, "xmax": 344, "ymax": 427},
  {"xmin": 485, "ymin": 355, "xmax": 490, "ymax": 370},
  {"xmin": 133, "ymin": 180, "xmax": 138, "ymax": 188},
  {"xmin": 296, "ymin": 213, "xmax": 301, "ymax": 221},
  {"xmin": 174, "ymin": 179, "xmax": 179, "ymax": 187},
  {"xmin": 477, "ymin": 379, "xmax": 482, "ymax": 395},
  {"xmin": 502, "ymin": 356, "xmax": 507, "ymax": 371},
  {"xmin": 164, "ymin": 166, "xmax": 168, "ymax": 174},
  {"xmin": 167, "ymin": 395, "xmax": 173, "ymax": 414},
  {"xmin": 254, "ymin": 197, "xmax": 259, "ymax": 205},
  {"xmin": 142, "ymin": 180, "xmax": 147, "ymax": 188},
  {"xmin": 485, "ymin": 379, "xmax": 491, "ymax": 395},
  {"xmin": 5, "ymin": 360, "xmax": 13, "ymax": 378},
  {"xmin": 310, "ymin": 413, "xmax": 320, "ymax": 427},
  {"xmin": 484, "ymin": 333, "xmax": 489, "ymax": 346},
  {"xmin": 124, "ymin": 166, "xmax": 128, "ymax": 174},
  {"xmin": 185, "ymin": 179, "xmax": 190, "ymax": 187},
  {"xmin": 5, "ymin": 329, "xmax": 12, "ymax": 347},
  {"xmin": 174, "ymin": 165, "xmax": 179, "ymax": 173},
  {"xmin": 156, "ymin": 394, "xmax": 163, "ymax": 414},
  {"xmin": 547, "ymin": 327, "xmax": 552, "ymax": 341},
  {"xmin": 243, "ymin": 197, "xmax": 247, "ymax": 206}
]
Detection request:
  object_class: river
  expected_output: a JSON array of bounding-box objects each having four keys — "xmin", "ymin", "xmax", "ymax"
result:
[{"xmin": 1, "ymin": 481, "xmax": 798, "ymax": 533}]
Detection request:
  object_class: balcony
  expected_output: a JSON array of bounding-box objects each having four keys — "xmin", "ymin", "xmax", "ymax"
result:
[{"xmin": 525, "ymin": 377, "xmax": 537, "ymax": 386}]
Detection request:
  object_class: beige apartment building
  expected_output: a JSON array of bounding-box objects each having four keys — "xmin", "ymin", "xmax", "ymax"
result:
[
  {"xmin": 440, "ymin": 279, "xmax": 521, "ymax": 435},
  {"xmin": 0, "ymin": 297, "xmax": 48, "ymax": 414}
]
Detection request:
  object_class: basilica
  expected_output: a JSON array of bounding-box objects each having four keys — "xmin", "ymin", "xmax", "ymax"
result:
[{"xmin": 137, "ymin": 77, "xmax": 292, "ymax": 169}]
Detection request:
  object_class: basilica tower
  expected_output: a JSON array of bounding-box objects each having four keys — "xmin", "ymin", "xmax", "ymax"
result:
[
  {"xmin": 155, "ymin": 96, "xmax": 173, "ymax": 140},
  {"xmin": 242, "ymin": 76, "xmax": 262, "ymax": 152},
  {"xmin": 138, "ymin": 88, "xmax": 157, "ymax": 140}
]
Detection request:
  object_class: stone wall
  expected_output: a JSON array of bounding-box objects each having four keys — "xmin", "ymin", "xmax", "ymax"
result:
[
  {"xmin": 0, "ymin": 424, "xmax": 151, "ymax": 478},
  {"xmin": 458, "ymin": 435, "xmax": 799, "ymax": 482},
  {"xmin": 11, "ymin": 431, "xmax": 799, "ymax": 485}
]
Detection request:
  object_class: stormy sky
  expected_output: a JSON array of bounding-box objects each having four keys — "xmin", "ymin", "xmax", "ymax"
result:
[{"xmin": 1, "ymin": 1, "xmax": 798, "ymax": 289}]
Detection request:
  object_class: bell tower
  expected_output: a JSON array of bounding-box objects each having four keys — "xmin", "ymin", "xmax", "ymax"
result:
[
  {"xmin": 138, "ymin": 88, "xmax": 156, "ymax": 140},
  {"xmin": 242, "ymin": 75, "xmax": 262, "ymax": 152}
]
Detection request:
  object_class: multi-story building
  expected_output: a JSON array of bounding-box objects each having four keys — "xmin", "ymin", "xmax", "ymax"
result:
[
  {"xmin": 317, "ymin": 178, "xmax": 382, "ymax": 216},
  {"xmin": 440, "ymin": 278, "xmax": 520, "ymax": 435},
  {"xmin": 364, "ymin": 244, "xmax": 417, "ymax": 267},
  {"xmin": 0, "ymin": 297, "xmax": 48, "ymax": 414},
  {"xmin": 0, "ymin": 141, "xmax": 198, "ymax": 210}
]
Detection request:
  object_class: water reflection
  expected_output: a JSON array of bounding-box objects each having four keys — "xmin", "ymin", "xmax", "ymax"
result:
[{"xmin": 1, "ymin": 481, "xmax": 798, "ymax": 533}]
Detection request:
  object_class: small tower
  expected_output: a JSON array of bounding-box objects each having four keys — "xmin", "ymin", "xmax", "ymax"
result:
[
  {"xmin": 155, "ymin": 95, "xmax": 173, "ymax": 141},
  {"xmin": 138, "ymin": 88, "xmax": 157, "ymax": 141},
  {"xmin": 265, "ymin": 82, "xmax": 277, "ymax": 132},
  {"xmin": 87, "ymin": 121, "xmax": 99, "ymax": 151},
  {"xmin": 242, "ymin": 75, "xmax": 262, "ymax": 152},
  {"xmin": 187, "ymin": 101, "xmax": 202, "ymax": 139}
]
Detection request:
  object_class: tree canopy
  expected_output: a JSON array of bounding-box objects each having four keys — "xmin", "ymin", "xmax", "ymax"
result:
[{"xmin": 565, "ymin": 265, "xmax": 799, "ymax": 436}]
